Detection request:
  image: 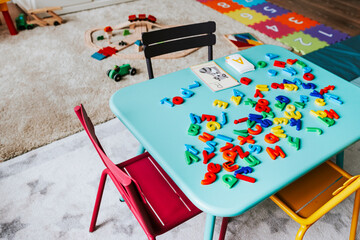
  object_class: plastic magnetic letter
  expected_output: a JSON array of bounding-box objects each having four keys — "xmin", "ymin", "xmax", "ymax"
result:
[
  {"xmin": 185, "ymin": 144, "xmax": 199, "ymax": 155},
  {"xmin": 188, "ymin": 124, "xmax": 200, "ymax": 136},
  {"xmin": 318, "ymin": 117, "xmax": 335, "ymax": 127},
  {"xmin": 231, "ymin": 145, "xmax": 249, "ymax": 159},
  {"xmin": 254, "ymin": 89, "xmax": 264, "ymax": 98},
  {"xmin": 221, "ymin": 112, "xmax": 227, "ymax": 125},
  {"xmin": 220, "ymin": 142, "xmax": 234, "ymax": 152},
  {"xmin": 265, "ymin": 53, "xmax": 279, "ymax": 60},
  {"xmin": 202, "ymin": 114, "xmax": 216, "ymax": 122},
  {"xmin": 223, "ymin": 161, "xmax": 239, "ymax": 172},
  {"xmin": 266, "ymin": 146, "xmax": 286, "ymax": 160},
  {"xmin": 203, "ymin": 150, "xmax": 216, "ymax": 164},
  {"xmin": 243, "ymin": 155, "xmax": 260, "ymax": 167},
  {"xmin": 207, "ymin": 162, "xmax": 221, "ymax": 173},
  {"xmin": 264, "ymin": 133, "xmax": 279, "ymax": 144},
  {"xmin": 198, "ymin": 132, "xmax": 214, "ymax": 142},
  {"xmin": 300, "ymin": 95, "xmax": 309, "ymax": 103},
  {"xmin": 189, "ymin": 113, "xmax": 202, "ymax": 124},
  {"xmin": 223, "ymin": 150, "xmax": 237, "ymax": 162},
  {"xmin": 160, "ymin": 97, "xmax": 174, "ymax": 107},
  {"xmin": 213, "ymin": 100, "xmax": 229, "ymax": 109},
  {"xmin": 287, "ymin": 59, "xmax": 297, "ymax": 65},
  {"xmin": 172, "ymin": 96, "xmax": 184, "ymax": 105},
  {"xmin": 235, "ymin": 174, "xmax": 256, "ymax": 183},
  {"xmin": 222, "ymin": 175, "xmax": 238, "ymax": 189},
  {"xmin": 206, "ymin": 121, "xmax": 221, "ymax": 131},
  {"xmin": 201, "ymin": 172, "xmax": 216, "ymax": 185},
  {"xmin": 233, "ymin": 89, "xmax": 244, "ymax": 97},
  {"xmin": 247, "ymin": 125, "xmax": 263, "ymax": 135},
  {"xmin": 275, "ymin": 95, "xmax": 290, "ymax": 104},
  {"xmin": 268, "ymin": 69, "xmax": 277, "ymax": 76},
  {"xmin": 234, "ymin": 166, "xmax": 253, "ymax": 175},
  {"xmin": 306, "ymin": 127, "xmax": 323, "ymax": 135},
  {"xmin": 188, "ymin": 81, "xmax": 201, "ymax": 89},
  {"xmin": 237, "ymin": 135, "xmax": 255, "ymax": 145},
  {"xmin": 257, "ymin": 61, "xmax": 267, "ymax": 68},
  {"xmin": 248, "ymin": 144, "xmax": 262, "ymax": 154},
  {"xmin": 244, "ymin": 98, "xmax": 257, "ymax": 107},
  {"xmin": 231, "ymin": 96, "xmax": 242, "ymax": 105},
  {"xmin": 303, "ymin": 73, "xmax": 315, "ymax": 81},
  {"xmin": 185, "ymin": 151, "xmax": 200, "ymax": 165},
  {"xmin": 216, "ymin": 134, "xmax": 233, "ymax": 142},
  {"xmin": 283, "ymin": 67, "xmax": 297, "ymax": 76},
  {"xmin": 180, "ymin": 88, "xmax": 194, "ymax": 98},
  {"xmin": 274, "ymin": 60, "xmax": 286, "ymax": 68},
  {"xmin": 240, "ymin": 77, "xmax": 252, "ymax": 85},
  {"xmin": 315, "ymin": 98, "xmax": 326, "ymax": 106},
  {"xmin": 287, "ymin": 136, "xmax": 300, "ymax": 150},
  {"xmin": 205, "ymin": 141, "xmax": 217, "ymax": 153}
]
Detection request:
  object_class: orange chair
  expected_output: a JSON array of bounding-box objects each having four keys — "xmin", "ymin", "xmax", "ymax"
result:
[
  {"xmin": 270, "ymin": 160, "xmax": 360, "ymax": 240},
  {"xmin": 74, "ymin": 104, "xmax": 201, "ymax": 239}
]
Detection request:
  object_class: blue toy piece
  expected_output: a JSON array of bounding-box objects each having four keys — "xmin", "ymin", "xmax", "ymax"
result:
[
  {"xmin": 310, "ymin": 90, "xmax": 324, "ymax": 99},
  {"xmin": 265, "ymin": 53, "xmax": 279, "ymax": 60},
  {"xmin": 283, "ymin": 79, "xmax": 295, "ymax": 84},
  {"xmin": 216, "ymin": 134, "xmax": 233, "ymax": 142},
  {"xmin": 234, "ymin": 166, "xmax": 253, "ymax": 175},
  {"xmin": 91, "ymin": 52, "xmax": 106, "ymax": 60},
  {"xmin": 189, "ymin": 113, "xmax": 201, "ymax": 124},
  {"xmin": 205, "ymin": 141, "xmax": 217, "ymax": 153},
  {"xmin": 267, "ymin": 69, "xmax": 278, "ymax": 76},
  {"xmin": 303, "ymin": 67, "xmax": 312, "ymax": 73},
  {"xmin": 248, "ymin": 113, "xmax": 263, "ymax": 122},
  {"xmin": 260, "ymin": 119, "xmax": 273, "ymax": 128},
  {"xmin": 275, "ymin": 95, "xmax": 290, "ymax": 104},
  {"xmin": 324, "ymin": 93, "xmax": 339, "ymax": 99},
  {"xmin": 329, "ymin": 98, "xmax": 343, "ymax": 105},
  {"xmin": 233, "ymin": 89, "xmax": 244, "ymax": 97},
  {"xmin": 188, "ymin": 81, "xmax": 201, "ymax": 89},
  {"xmin": 180, "ymin": 88, "xmax": 194, "ymax": 98},
  {"xmin": 248, "ymin": 144, "xmax": 262, "ymax": 154},
  {"xmin": 160, "ymin": 97, "xmax": 174, "ymax": 107},
  {"xmin": 290, "ymin": 118, "xmax": 302, "ymax": 131},
  {"xmin": 293, "ymin": 78, "xmax": 303, "ymax": 86},
  {"xmin": 302, "ymin": 83, "xmax": 317, "ymax": 89},
  {"xmin": 221, "ymin": 112, "xmax": 227, "ymax": 126},
  {"xmin": 283, "ymin": 67, "xmax": 297, "ymax": 76},
  {"xmin": 185, "ymin": 144, "xmax": 199, "ymax": 155},
  {"xmin": 300, "ymin": 95, "xmax": 309, "ymax": 103}
]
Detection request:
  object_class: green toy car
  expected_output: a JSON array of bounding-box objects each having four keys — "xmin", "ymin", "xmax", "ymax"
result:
[
  {"xmin": 15, "ymin": 13, "xmax": 35, "ymax": 30},
  {"xmin": 107, "ymin": 64, "xmax": 136, "ymax": 82}
]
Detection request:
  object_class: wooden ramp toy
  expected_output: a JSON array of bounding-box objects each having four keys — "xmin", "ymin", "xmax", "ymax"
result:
[{"xmin": 26, "ymin": 6, "xmax": 63, "ymax": 27}]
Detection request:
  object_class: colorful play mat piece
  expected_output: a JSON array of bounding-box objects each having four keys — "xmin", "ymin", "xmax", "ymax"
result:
[{"xmin": 197, "ymin": 0, "xmax": 350, "ymax": 54}]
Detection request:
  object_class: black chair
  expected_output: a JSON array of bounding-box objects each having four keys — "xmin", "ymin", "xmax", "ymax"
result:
[{"xmin": 142, "ymin": 21, "xmax": 216, "ymax": 79}]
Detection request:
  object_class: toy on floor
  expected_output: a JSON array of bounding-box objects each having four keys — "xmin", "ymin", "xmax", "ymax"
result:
[
  {"xmin": 224, "ymin": 33, "xmax": 263, "ymax": 50},
  {"xmin": 26, "ymin": 6, "xmax": 63, "ymax": 27},
  {"xmin": 15, "ymin": 13, "xmax": 34, "ymax": 30},
  {"xmin": 85, "ymin": 14, "xmax": 201, "ymax": 60},
  {"xmin": 0, "ymin": 0, "xmax": 17, "ymax": 35},
  {"xmin": 107, "ymin": 64, "xmax": 136, "ymax": 82}
]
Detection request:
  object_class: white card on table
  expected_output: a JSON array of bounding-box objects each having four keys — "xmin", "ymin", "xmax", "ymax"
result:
[
  {"xmin": 225, "ymin": 54, "xmax": 254, "ymax": 74},
  {"xmin": 190, "ymin": 61, "xmax": 239, "ymax": 92}
]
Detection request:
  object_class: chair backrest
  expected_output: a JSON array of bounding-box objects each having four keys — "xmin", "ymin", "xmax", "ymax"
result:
[
  {"xmin": 74, "ymin": 104, "xmax": 156, "ymax": 234},
  {"xmin": 142, "ymin": 21, "xmax": 216, "ymax": 79}
]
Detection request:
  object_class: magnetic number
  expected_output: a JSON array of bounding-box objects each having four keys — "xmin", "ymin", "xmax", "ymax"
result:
[
  {"xmin": 218, "ymin": 2, "xmax": 230, "ymax": 8},
  {"xmin": 266, "ymin": 25, "xmax": 278, "ymax": 32},
  {"xmin": 294, "ymin": 37, "xmax": 312, "ymax": 46},
  {"xmin": 264, "ymin": 6, "xmax": 277, "ymax": 13},
  {"xmin": 240, "ymin": 13, "xmax": 253, "ymax": 19},
  {"xmin": 318, "ymin": 30, "xmax": 333, "ymax": 37},
  {"xmin": 288, "ymin": 17, "xmax": 303, "ymax": 24}
]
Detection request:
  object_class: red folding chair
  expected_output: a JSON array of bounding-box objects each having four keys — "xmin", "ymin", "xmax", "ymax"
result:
[{"xmin": 74, "ymin": 104, "xmax": 201, "ymax": 239}]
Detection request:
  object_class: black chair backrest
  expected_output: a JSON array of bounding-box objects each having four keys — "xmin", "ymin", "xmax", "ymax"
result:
[{"xmin": 142, "ymin": 21, "xmax": 216, "ymax": 79}]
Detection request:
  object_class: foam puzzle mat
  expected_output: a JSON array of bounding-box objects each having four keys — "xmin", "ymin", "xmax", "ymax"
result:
[{"xmin": 197, "ymin": 0, "xmax": 350, "ymax": 54}]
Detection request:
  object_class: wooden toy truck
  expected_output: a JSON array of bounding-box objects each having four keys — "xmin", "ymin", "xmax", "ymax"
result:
[{"xmin": 26, "ymin": 6, "xmax": 63, "ymax": 27}]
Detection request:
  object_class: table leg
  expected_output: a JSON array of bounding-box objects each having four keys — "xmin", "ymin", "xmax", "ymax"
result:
[
  {"xmin": 204, "ymin": 214, "xmax": 216, "ymax": 240},
  {"xmin": 336, "ymin": 151, "xmax": 344, "ymax": 168}
]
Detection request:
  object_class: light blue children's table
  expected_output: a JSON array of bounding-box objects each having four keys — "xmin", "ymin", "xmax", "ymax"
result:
[{"xmin": 110, "ymin": 45, "xmax": 360, "ymax": 240}]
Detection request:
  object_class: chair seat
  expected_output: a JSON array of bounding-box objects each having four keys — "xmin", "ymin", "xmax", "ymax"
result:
[
  {"xmin": 274, "ymin": 162, "xmax": 350, "ymax": 218},
  {"xmin": 118, "ymin": 152, "xmax": 201, "ymax": 235}
]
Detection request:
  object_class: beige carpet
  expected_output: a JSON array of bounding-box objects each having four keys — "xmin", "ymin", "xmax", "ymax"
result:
[{"xmin": 0, "ymin": 0, "xmax": 287, "ymax": 162}]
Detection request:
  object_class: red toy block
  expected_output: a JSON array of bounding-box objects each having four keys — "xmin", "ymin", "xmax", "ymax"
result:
[
  {"xmin": 271, "ymin": 83, "xmax": 285, "ymax": 89},
  {"xmin": 264, "ymin": 133, "xmax": 279, "ymax": 144},
  {"xmin": 223, "ymin": 150, "xmax": 237, "ymax": 162},
  {"xmin": 266, "ymin": 146, "xmax": 286, "ymax": 160},
  {"xmin": 303, "ymin": 72, "xmax": 315, "ymax": 81},
  {"xmin": 223, "ymin": 161, "xmax": 239, "ymax": 172},
  {"xmin": 235, "ymin": 174, "xmax": 256, "ymax": 183},
  {"xmin": 287, "ymin": 59, "xmax": 298, "ymax": 65},
  {"xmin": 248, "ymin": 125, "xmax": 263, "ymax": 135},
  {"xmin": 201, "ymin": 172, "xmax": 217, "ymax": 185},
  {"xmin": 98, "ymin": 46, "xmax": 117, "ymax": 56},
  {"xmin": 273, "ymin": 60, "xmax": 286, "ymax": 68},
  {"xmin": 257, "ymin": 99, "xmax": 269, "ymax": 106},
  {"xmin": 201, "ymin": 114, "xmax": 216, "ymax": 122},
  {"xmin": 198, "ymin": 132, "xmax": 214, "ymax": 142},
  {"xmin": 240, "ymin": 77, "xmax": 252, "ymax": 85},
  {"xmin": 203, "ymin": 150, "xmax": 216, "ymax": 164},
  {"xmin": 207, "ymin": 162, "xmax": 221, "ymax": 173},
  {"xmin": 255, "ymin": 104, "xmax": 270, "ymax": 113},
  {"xmin": 231, "ymin": 145, "xmax": 249, "ymax": 159},
  {"xmin": 220, "ymin": 142, "xmax": 234, "ymax": 152},
  {"xmin": 237, "ymin": 135, "xmax": 255, "ymax": 145},
  {"xmin": 324, "ymin": 109, "xmax": 339, "ymax": 119},
  {"xmin": 172, "ymin": 96, "xmax": 184, "ymax": 105},
  {"xmin": 254, "ymin": 89, "xmax": 264, "ymax": 98},
  {"xmin": 234, "ymin": 117, "xmax": 248, "ymax": 124}
]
